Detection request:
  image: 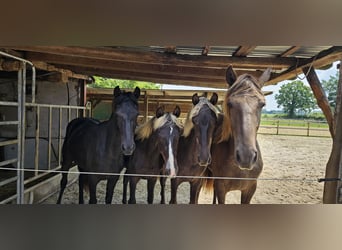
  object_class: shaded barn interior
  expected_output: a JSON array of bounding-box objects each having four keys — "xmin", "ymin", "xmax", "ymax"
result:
[{"xmin": 0, "ymin": 46, "xmax": 342, "ymax": 203}]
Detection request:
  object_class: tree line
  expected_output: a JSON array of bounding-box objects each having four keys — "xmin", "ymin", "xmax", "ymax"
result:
[{"xmin": 275, "ymin": 73, "xmax": 338, "ymax": 118}]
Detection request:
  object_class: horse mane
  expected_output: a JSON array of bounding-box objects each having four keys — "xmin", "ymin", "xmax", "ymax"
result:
[
  {"xmin": 183, "ymin": 97, "xmax": 220, "ymax": 138},
  {"xmin": 135, "ymin": 113, "xmax": 183, "ymax": 141},
  {"xmin": 216, "ymin": 74, "xmax": 264, "ymax": 143}
]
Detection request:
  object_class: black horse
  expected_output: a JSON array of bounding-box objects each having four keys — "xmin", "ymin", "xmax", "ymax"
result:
[
  {"xmin": 169, "ymin": 93, "xmax": 219, "ymax": 204},
  {"xmin": 122, "ymin": 106, "xmax": 183, "ymax": 204},
  {"xmin": 57, "ymin": 86, "xmax": 140, "ymax": 204}
]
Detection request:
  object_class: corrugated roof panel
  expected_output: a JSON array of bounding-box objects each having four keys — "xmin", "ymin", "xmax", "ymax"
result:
[
  {"xmin": 248, "ymin": 46, "xmax": 293, "ymax": 57},
  {"xmin": 289, "ymin": 46, "xmax": 332, "ymax": 58},
  {"xmin": 207, "ymin": 46, "xmax": 237, "ymax": 56},
  {"xmin": 176, "ymin": 46, "xmax": 204, "ymax": 55}
]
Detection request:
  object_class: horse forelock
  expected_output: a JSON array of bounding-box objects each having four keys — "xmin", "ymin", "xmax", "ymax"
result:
[
  {"xmin": 217, "ymin": 74, "xmax": 264, "ymax": 143},
  {"xmin": 135, "ymin": 113, "xmax": 183, "ymax": 141},
  {"xmin": 113, "ymin": 92, "xmax": 139, "ymax": 108},
  {"xmin": 228, "ymin": 74, "xmax": 263, "ymax": 97},
  {"xmin": 183, "ymin": 97, "xmax": 220, "ymax": 138}
]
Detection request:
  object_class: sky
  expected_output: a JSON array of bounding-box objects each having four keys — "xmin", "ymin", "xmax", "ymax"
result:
[{"xmin": 161, "ymin": 61, "xmax": 339, "ymax": 111}]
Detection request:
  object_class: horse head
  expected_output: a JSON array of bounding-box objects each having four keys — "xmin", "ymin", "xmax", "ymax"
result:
[
  {"xmin": 153, "ymin": 106, "xmax": 183, "ymax": 177},
  {"xmin": 224, "ymin": 66, "xmax": 271, "ymax": 170},
  {"xmin": 184, "ymin": 93, "xmax": 219, "ymax": 167},
  {"xmin": 113, "ymin": 86, "xmax": 140, "ymax": 155}
]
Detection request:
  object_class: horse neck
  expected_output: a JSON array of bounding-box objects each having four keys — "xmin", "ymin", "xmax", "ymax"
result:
[
  {"xmin": 135, "ymin": 131, "xmax": 163, "ymax": 164},
  {"xmin": 180, "ymin": 129, "xmax": 198, "ymax": 164},
  {"xmin": 103, "ymin": 113, "xmax": 120, "ymax": 144}
]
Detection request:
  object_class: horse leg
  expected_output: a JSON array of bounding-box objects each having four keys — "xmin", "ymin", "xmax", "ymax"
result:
[
  {"xmin": 128, "ymin": 177, "xmax": 139, "ymax": 204},
  {"xmin": 215, "ymin": 181, "xmax": 227, "ymax": 204},
  {"xmin": 190, "ymin": 179, "xmax": 203, "ymax": 204},
  {"xmin": 78, "ymin": 174, "xmax": 85, "ymax": 204},
  {"xmin": 88, "ymin": 176, "xmax": 98, "ymax": 204},
  {"xmin": 241, "ymin": 182, "xmax": 257, "ymax": 204},
  {"xmin": 159, "ymin": 177, "xmax": 166, "ymax": 204},
  {"xmin": 122, "ymin": 174, "xmax": 129, "ymax": 204},
  {"xmin": 212, "ymin": 189, "xmax": 217, "ymax": 204},
  {"xmin": 105, "ymin": 176, "xmax": 119, "ymax": 204},
  {"xmin": 169, "ymin": 178, "xmax": 180, "ymax": 204},
  {"xmin": 147, "ymin": 178, "xmax": 157, "ymax": 204},
  {"xmin": 56, "ymin": 162, "xmax": 71, "ymax": 204}
]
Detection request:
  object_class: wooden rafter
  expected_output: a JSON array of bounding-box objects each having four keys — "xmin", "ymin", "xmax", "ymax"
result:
[
  {"xmin": 279, "ymin": 46, "xmax": 301, "ymax": 57},
  {"xmin": 9, "ymin": 46, "xmax": 296, "ymax": 69},
  {"xmin": 202, "ymin": 45, "xmax": 210, "ymax": 56},
  {"xmin": 266, "ymin": 46, "xmax": 342, "ymax": 85},
  {"xmin": 233, "ymin": 46, "xmax": 256, "ymax": 56}
]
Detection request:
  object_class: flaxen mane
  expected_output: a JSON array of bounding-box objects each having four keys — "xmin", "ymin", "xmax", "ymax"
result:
[
  {"xmin": 217, "ymin": 74, "xmax": 264, "ymax": 143},
  {"xmin": 183, "ymin": 97, "xmax": 220, "ymax": 137},
  {"xmin": 135, "ymin": 113, "xmax": 183, "ymax": 141}
]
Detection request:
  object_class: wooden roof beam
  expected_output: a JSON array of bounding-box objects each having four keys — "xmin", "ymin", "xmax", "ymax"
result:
[
  {"xmin": 279, "ymin": 46, "xmax": 301, "ymax": 57},
  {"xmin": 233, "ymin": 46, "xmax": 256, "ymax": 57},
  {"xmin": 266, "ymin": 46, "xmax": 342, "ymax": 85},
  {"xmin": 10, "ymin": 46, "xmax": 296, "ymax": 69}
]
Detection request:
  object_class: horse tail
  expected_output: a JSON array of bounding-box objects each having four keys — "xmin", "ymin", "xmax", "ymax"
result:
[{"xmin": 201, "ymin": 169, "xmax": 214, "ymax": 194}]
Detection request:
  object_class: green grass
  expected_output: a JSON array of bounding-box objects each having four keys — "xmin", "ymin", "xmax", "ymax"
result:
[{"xmin": 260, "ymin": 117, "xmax": 329, "ymax": 128}]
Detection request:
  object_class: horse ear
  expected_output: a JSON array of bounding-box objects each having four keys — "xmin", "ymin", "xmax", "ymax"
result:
[
  {"xmin": 133, "ymin": 87, "xmax": 141, "ymax": 99},
  {"xmin": 192, "ymin": 93, "xmax": 199, "ymax": 105},
  {"xmin": 226, "ymin": 65, "xmax": 237, "ymax": 87},
  {"xmin": 210, "ymin": 93, "xmax": 218, "ymax": 105},
  {"xmin": 114, "ymin": 86, "xmax": 121, "ymax": 97},
  {"xmin": 258, "ymin": 68, "xmax": 272, "ymax": 87},
  {"xmin": 173, "ymin": 105, "xmax": 181, "ymax": 118},
  {"xmin": 156, "ymin": 106, "xmax": 164, "ymax": 118}
]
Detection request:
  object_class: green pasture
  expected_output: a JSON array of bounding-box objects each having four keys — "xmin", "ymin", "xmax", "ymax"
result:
[{"xmin": 260, "ymin": 117, "xmax": 328, "ymax": 129}]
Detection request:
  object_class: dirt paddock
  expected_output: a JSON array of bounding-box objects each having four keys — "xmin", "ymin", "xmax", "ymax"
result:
[{"xmin": 43, "ymin": 134, "xmax": 332, "ymax": 204}]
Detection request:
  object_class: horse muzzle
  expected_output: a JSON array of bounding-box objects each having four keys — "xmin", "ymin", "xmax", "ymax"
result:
[
  {"xmin": 235, "ymin": 148, "xmax": 258, "ymax": 170},
  {"xmin": 198, "ymin": 156, "xmax": 211, "ymax": 167},
  {"xmin": 122, "ymin": 143, "xmax": 136, "ymax": 156}
]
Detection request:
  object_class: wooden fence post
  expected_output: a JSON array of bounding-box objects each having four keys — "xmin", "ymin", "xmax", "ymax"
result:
[
  {"xmin": 307, "ymin": 121, "xmax": 310, "ymax": 136},
  {"xmin": 323, "ymin": 60, "xmax": 342, "ymax": 203},
  {"xmin": 276, "ymin": 120, "xmax": 279, "ymax": 135}
]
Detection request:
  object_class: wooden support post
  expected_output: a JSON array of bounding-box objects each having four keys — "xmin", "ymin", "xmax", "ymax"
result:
[
  {"xmin": 303, "ymin": 66, "xmax": 335, "ymax": 137},
  {"xmin": 323, "ymin": 60, "xmax": 342, "ymax": 203},
  {"xmin": 144, "ymin": 94, "xmax": 149, "ymax": 123},
  {"xmin": 78, "ymin": 79, "xmax": 87, "ymax": 117}
]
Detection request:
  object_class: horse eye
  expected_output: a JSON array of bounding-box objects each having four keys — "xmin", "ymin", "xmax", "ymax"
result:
[
  {"xmin": 227, "ymin": 101, "xmax": 233, "ymax": 108},
  {"xmin": 259, "ymin": 102, "xmax": 266, "ymax": 108}
]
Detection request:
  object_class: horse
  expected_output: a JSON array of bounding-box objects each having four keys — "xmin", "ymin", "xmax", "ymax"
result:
[
  {"xmin": 169, "ymin": 93, "xmax": 220, "ymax": 204},
  {"xmin": 206, "ymin": 66, "xmax": 271, "ymax": 204},
  {"xmin": 122, "ymin": 106, "xmax": 183, "ymax": 204},
  {"xmin": 57, "ymin": 86, "xmax": 140, "ymax": 204}
]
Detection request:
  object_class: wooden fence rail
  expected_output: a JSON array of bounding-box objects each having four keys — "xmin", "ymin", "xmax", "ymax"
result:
[{"xmin": 259, "ymin": 119, "xmax": 330, "ymax": 137}]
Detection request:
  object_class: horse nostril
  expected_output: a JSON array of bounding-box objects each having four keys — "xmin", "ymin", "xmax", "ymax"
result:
[
  {"xmin": 253, "ymin": 151, "xmax": 258, "ymax": 163},
  {"xmin": 236, "ymin": 150, "xmax": 241, "ymax": 163}
]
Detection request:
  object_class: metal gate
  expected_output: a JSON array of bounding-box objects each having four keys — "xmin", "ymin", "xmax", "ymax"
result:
[{"xmin": 0, "ymin": 51, "xmax": 91, "ymax": 204}]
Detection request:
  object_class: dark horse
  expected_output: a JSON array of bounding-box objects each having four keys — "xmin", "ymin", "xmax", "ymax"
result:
[
  {"xmin": 206, "ymin": 66, "xmax": 271, "ymax": 204},
  {"xmin": 169, "ymin": 93, "xmax": 219, "ymax": 204},
  {"xmin": 122, "ymin": 106, "xmax": 183, "ymax": 204},
  {"xmin": 57, "ymin": 86, "xmax": 140, "ymax": 204}
]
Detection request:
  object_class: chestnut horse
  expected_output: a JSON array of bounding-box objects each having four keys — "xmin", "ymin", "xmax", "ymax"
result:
[
  {"xmin": 122, "ymin": 106, "xmax": 183, "ymax": 204},
  {"xmin": 207, "ymin": 66, "xmax": 271, "ymax": 204},
  {"xmin": 169, "ymin": 93, "xmax": 219, "ymax": 204},
  {"xmin": 57, "ymin": 86, "xmax": 140, "ymax": 204}
]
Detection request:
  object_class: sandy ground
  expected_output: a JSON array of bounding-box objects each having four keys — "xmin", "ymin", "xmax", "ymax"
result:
[{"xmin": 43, "ymin": 134, "xmax": 332, "ymax": 204}]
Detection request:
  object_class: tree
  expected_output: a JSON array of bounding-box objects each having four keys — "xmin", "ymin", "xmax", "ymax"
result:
[
  {"xmin": 322, "ymin": 72, "xmax": 338, "ymax": 110},
  {"xmin": 89, "ymin": 76, "xmax": 161, "ymax": 89},
  {"xmin": 275, "ymin": 80, "xmax": 317, "ymax": 118}
]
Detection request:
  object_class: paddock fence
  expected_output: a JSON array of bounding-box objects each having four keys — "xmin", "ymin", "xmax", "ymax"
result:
[{"xmin": 258, "ymin": 119, "xmax": 330, "ymax": 137}]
